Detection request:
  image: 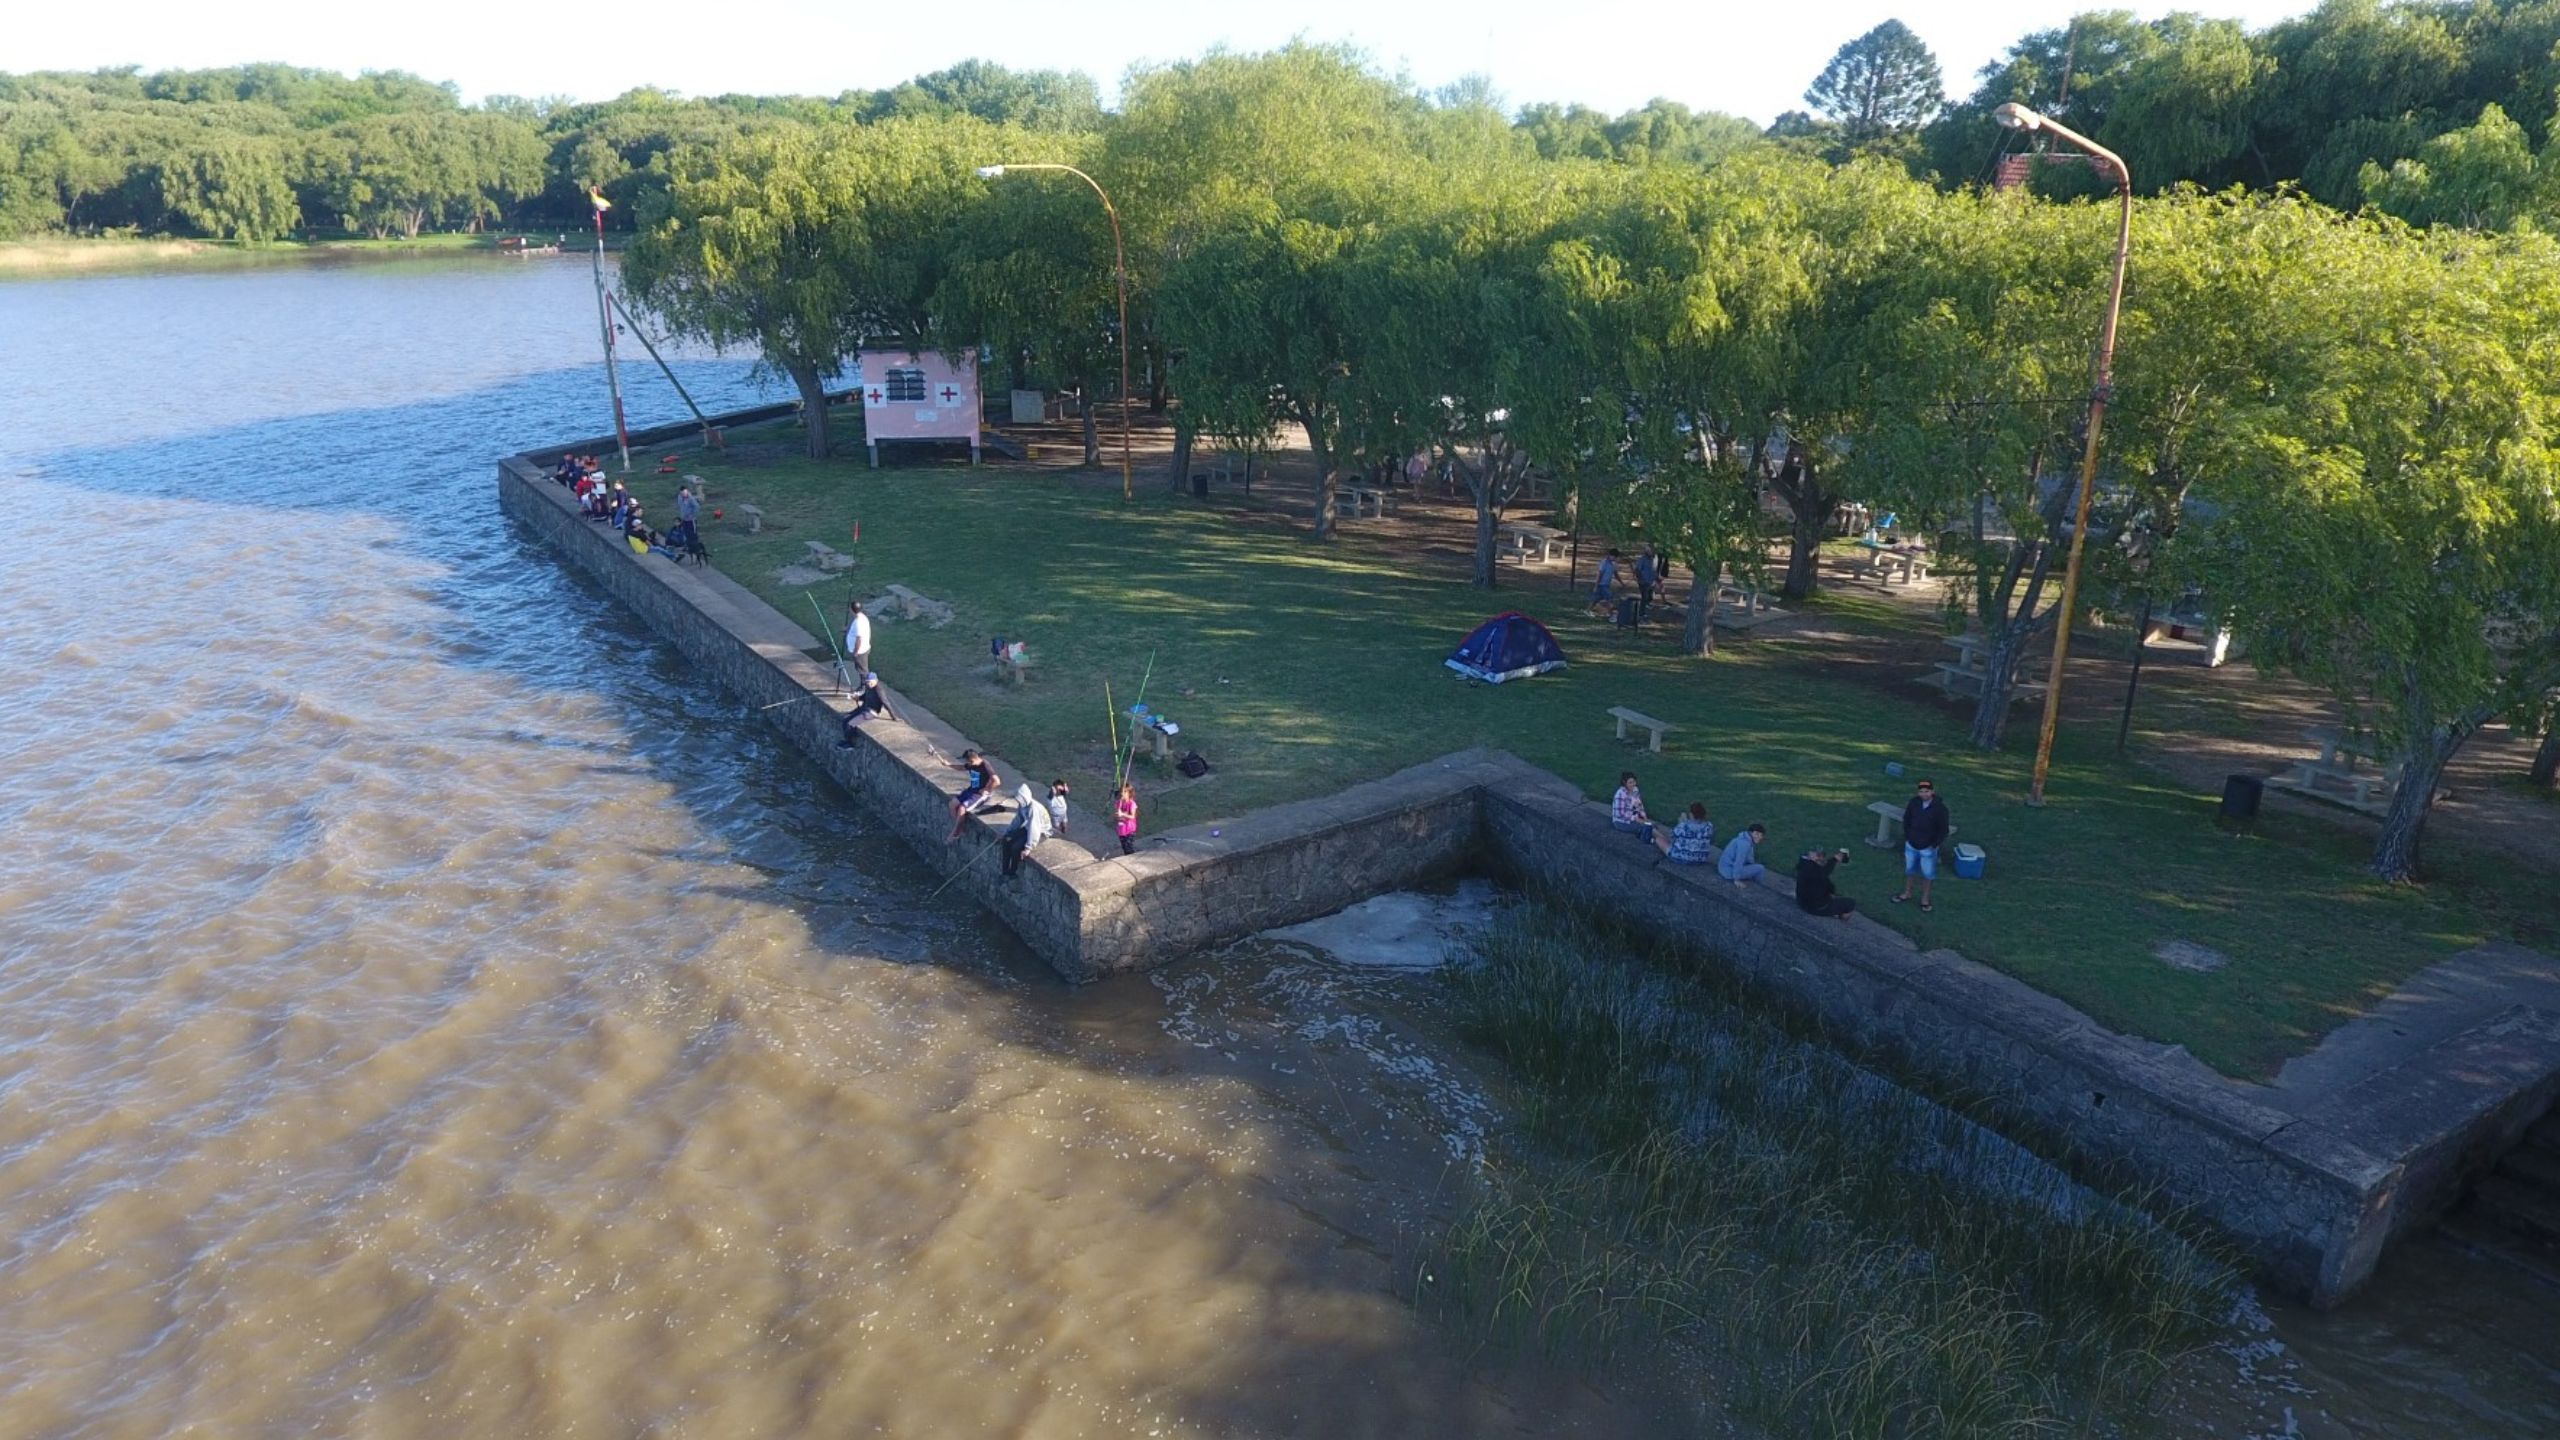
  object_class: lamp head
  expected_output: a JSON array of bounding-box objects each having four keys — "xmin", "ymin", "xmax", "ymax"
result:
[
  {"xmin": 1992, "ymin": 103, "xmax": 2042, "ymax": 134},
  {"xmin": 974, "ymin": 165, "xmax": 1006, "ymax": 179}
]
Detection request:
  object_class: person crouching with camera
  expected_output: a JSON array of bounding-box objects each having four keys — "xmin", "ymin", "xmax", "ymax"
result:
[{"xmin": 1794, "ymin": 846, "xmax": 1856, "ymax": 920}]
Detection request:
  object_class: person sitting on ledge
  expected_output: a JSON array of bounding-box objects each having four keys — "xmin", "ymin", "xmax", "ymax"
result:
[
  {"xmin": 1000, "ymin": 781, "xmax": 1052, "ymax": 877},
  {"xmin": 836, "ymin": 673, "xmax": 897, "ymax": 746},
  {"xmin": 936, "ymin": 745, "xmax": 1001, "ymax": 842},
  {"xmin": 1665, "ymin": 803, "xmax": 1717, "ymax": 864},
  {"xmin": 1718, "ymin": 823, "xmax": 1767, "ymax": 884},
  {"xmin": 1610, "ymin": 770, "xmax": 1655, "ymax": 845},
  {"xmin": 1794, "ymin": 846, "xmax": 1855, "ymax": 920}
]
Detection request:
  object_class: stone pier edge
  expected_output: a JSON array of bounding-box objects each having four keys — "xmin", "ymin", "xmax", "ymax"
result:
[{"xmin": 498, "ymin": 439, "xmax": 2559, "ymax": 1308}]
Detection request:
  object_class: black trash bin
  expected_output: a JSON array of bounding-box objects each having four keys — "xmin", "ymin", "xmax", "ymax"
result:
[
  {"xmin": 1190, "ymin": 470, "xmax": 1208, "ymax": 499},
  {"xmin": 2219, "ymin": 774, "xmax": 2263, "ymax": 827}
]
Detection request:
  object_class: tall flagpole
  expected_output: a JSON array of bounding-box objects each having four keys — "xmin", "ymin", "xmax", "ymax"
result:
[{"xmin": 589, "ymin": 189, "xmax": 631, "ymax": 473}]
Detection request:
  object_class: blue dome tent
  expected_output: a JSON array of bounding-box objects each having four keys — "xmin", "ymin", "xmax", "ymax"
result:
[{"xmin": 1446, "ymin": 611, "xmax": 1569, "ymax": 684}]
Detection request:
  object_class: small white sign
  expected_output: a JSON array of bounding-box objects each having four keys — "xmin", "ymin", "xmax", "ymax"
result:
[{"xmin": 915, "ymin": 409, "xmax": 939, "ymax": 423}]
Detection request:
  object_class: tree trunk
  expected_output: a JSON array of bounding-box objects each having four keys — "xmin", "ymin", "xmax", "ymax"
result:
[
  {"xmin": 1147, "ymin": 357, "xmax": 1168, "ymax": 415},
  {"xmin": 1305, "ymin": 416, "xmax": 1339, "ymax": 540},
  {"xmin": 1471, "ymin": 480, "xmax": 1500, "ymax": 589},
  {"xmin": 2371, "ymin": 725, "xmax": 2469, "ymax": 883},
  {"xmin": 1682, "ymin": 571, "xmax": 1717, "ymax": 657},
  {"xmin": 1079, "ymin": 389, "xmax": 1101, "ymax": 467},
  {"xmin": 2519, "ymin": 727, "xmax": 2560, "ymax": 784},
  {"xmin": 1783, "ymin": 501, "xmax": 1824, "ymax": 600},
  {"xmin": 1169, "ymin": 421, "xmax": 1195, "ymax": 495},
  {"xmin": 2532, "ymin": 725, "xmax": 2559, "ymax": 789},
  {"xmin": 1967, "ymin": 626, "xmax": 2031, "ymax": 749},
  {"xmin": 791, "ymin": 363, "xmax": 831, "ymax": 461}
]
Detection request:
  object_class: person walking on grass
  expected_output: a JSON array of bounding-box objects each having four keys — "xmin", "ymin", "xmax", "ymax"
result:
[
  {"xmin": 1718, "ymin": 823, "xmax": 1767, "ymax": 884},
  {"xmin": 1591, "ymin": 548, "xmax": 1621, "ymax": 614},
  {"xmin": 1891, "ymin": 778, "xmax": 1950, "ymax": 912},
  {"xmin": 1113, "ymin": 782, "xmax": 1139, "ymax": 856},
  {"xmin": 1610, "ymin": 770, "xmax": 1655, "ymax": 845},
  {"xmin": 1635, "ymin": 545, "xmax": 1660, "ymax": 623}
]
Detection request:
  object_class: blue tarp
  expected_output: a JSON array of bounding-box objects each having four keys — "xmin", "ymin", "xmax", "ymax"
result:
[{"xmin": 1445, "ymin": 611, "xmax": 1569, "ymax": 684}]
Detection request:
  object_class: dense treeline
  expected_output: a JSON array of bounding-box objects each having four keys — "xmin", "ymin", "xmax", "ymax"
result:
[
  {"xmin": 0, "ymin": 59, "xmax": 1105, "ymax": 240},
  {"xmin": 1917, "ymin": 0, "xmax": 2560, "ymax": 225},
  {"xmin": 614, "ymin": 41, "xmax": 2554, "ymax": 884},
  {"xmin": 21, "ymin": 2, "xmax": 2560, "ymax": 243}
]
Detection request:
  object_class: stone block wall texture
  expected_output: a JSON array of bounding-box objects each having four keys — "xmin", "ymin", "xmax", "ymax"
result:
[{"xmin": 502, "ymin": 437, "xmax": 2554, "ymax": 1309}]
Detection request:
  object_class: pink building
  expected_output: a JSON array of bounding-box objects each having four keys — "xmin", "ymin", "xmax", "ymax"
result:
[{"xmin": 857, "ymin": 347, "xmax": 981, "ymax": 467}]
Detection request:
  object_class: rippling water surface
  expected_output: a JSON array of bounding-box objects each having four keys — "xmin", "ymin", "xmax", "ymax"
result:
[
  {"xmin": 0, "ymin": 257, "xmax": 1655, "ymax": 1437},
  {"xmin": 1, "ymin": 255, "xmax": 2553, "ymax": 1439}
]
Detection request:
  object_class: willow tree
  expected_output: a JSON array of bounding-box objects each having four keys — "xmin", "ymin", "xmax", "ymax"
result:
[
  {"xmin": 627, "ymin": 116, "xmax": 1000, "ymax": 460},
  {"xmin": 936, "ymin": 137, "xmax": 1122, "ymax": 467},
  {"xmin": 1114, "ymin": 44, "xmax": 1426, "ymax": 537},
  {"xmin": 624, "ymin": 122, "xmax": 863, "ymax": 458},
  {"xmin": 1846, "ymin": 186, "xmax": 2111, "ymax": 747},
  {"xmin": 2186, "ymin": 218, "xmax": 2560, "ymax": 881}
]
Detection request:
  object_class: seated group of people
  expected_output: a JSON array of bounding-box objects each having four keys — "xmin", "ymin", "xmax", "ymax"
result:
[
  {"xmin": 548, "ymin": 455, "xmax": 706, "ymax": 561},
  {"xmin": 1611, "ymin": 770, "xmax": 1857, "ymax": 920}
]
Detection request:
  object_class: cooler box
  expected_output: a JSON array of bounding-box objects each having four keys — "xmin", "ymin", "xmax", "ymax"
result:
[{"xmin": 1952, "ymin": 843, "xmax": 1988, "ymax": 880}]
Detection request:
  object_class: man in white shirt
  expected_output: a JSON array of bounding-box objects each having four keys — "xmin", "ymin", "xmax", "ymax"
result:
[{"xmin": 845, "ymin": 601, "xmax": 873, "ymax": 682}]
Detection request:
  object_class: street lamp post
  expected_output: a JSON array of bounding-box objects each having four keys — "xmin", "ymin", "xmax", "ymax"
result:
[
  {"xmin": 976, "ymin": 163, "xmax": 1134, "ymax": 501},
  {"xmin": 1995, "ymin": 102, "xmax": 2133, "ymax": 807}
]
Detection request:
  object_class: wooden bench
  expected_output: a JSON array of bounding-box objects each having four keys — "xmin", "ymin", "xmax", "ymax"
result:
[{"xmin": 1608, "ymin": 705, "xmax": 1677, "ymax": 753}]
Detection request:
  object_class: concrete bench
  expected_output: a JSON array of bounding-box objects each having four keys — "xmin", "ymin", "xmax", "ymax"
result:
[
  {"xmin": 1608, "ymin": 705, "xmax": 1677, "ymax": 753},
  {"xmin": 1866, "ymin": 800, "xmax": 1958, "ymax": 850}
]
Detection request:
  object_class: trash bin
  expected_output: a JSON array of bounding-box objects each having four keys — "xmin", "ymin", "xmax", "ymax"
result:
[
  {"xmin": 1191, "ymin": 470, "xmax": 1208, "ymax": 499},
  {"xmin": 1952, "ymin": 843, "xmax": 1988, "ymax": 879},
  {"xmin": 2220, "ymin": 774, "xmax": 2263, "ymax": 826}
]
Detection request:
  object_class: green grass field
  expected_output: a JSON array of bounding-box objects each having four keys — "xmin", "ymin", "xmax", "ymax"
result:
[{"xmin": 654, "ymin": 424, "xmax": 2528, "ymax": 1077}]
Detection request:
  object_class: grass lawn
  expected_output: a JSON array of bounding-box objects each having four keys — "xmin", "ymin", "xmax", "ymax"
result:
[{"xmin": 656, "ymin": 422, "xmax": 2528, "ymax": 1078}]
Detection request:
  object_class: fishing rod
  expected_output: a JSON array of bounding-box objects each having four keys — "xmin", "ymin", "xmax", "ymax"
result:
[
  {"xmin": 805, "ymin": 590, "xmax": 852, "ymax": 695},
  {"xmin": 1116, "ymin": 647, "xmax": 1159, "ymax": 787}
]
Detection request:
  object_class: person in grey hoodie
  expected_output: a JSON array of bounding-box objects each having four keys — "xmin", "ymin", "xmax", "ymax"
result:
[{"xmin": 1717, "ymin": 823, "xmax": 1768, "ymax": 884}]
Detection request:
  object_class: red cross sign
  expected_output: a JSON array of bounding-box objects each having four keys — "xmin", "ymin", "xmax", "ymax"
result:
[
  {"xmin": 940, "ymin": 385, "xmax": 959, "ymax": 403},
  {"xmin": 867, "ymin": 388, "xmax": 883, "ymax": 404}
]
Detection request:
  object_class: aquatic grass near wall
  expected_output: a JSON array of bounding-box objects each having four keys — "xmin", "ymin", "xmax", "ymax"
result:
[{"xmin": 1421, "ymin": 904, "xmax": 2238, "ymax": 1437}]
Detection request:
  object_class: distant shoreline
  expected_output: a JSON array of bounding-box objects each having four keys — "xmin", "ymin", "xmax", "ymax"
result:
[{"xmin": 0, "ymin": 233, "xmax": 622, "ymax": 279}]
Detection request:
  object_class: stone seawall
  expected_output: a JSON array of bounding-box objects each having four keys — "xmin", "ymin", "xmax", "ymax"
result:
[
  {"xmin": 1476, "ymin": 775, "xmax": 2400, "ymax": 1303},
  {"xmin": 497, "ymin": 453, "xmax": 1483, "ymax": 979},
  {"xmin": 500, "ymin": 443, "xmax": 2556, "ymax": 1308}
]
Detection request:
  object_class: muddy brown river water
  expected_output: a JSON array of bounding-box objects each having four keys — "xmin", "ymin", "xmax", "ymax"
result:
[{"xmin": 0, "ymin": 256, "xmax": 2551, "ymax": 1437}]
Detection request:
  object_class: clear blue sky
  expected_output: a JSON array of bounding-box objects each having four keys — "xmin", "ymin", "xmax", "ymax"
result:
[{"xmin": 21, "ymin": 1, "xmax": 2314, "ymax": 124}]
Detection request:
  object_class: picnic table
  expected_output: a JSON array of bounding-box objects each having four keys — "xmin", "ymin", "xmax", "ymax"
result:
[
  {"xmin": 1916, "ymin": 634, "xmax": 2047, "ymax": 706},
  {"xmin": 1501, "ymin": 521, "xmax": 1567, "ymax": 564},
  {"xmin": 1336, "ymin": 485, "xmax": 1391, "ymax": 519},
  {"xmin": 1850, "ymin": 538, "xmax": 1930, "ymax": 586},
  {"xmin": 2269, "ymin": 725, "xmax": 2401, "ymax": 812},
  {"xmin": 1711, "ymin": 573, "xmax": 1787, "ymax": 630},
  {"xmin": 1126, "ymin": 706, "xmax": 1178, "ymax": 762}
]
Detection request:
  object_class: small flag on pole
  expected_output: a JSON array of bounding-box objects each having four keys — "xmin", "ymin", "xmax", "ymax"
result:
[{"xmin": 589, "ymin": 188, "xmax": 611, "ymax": 212}]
